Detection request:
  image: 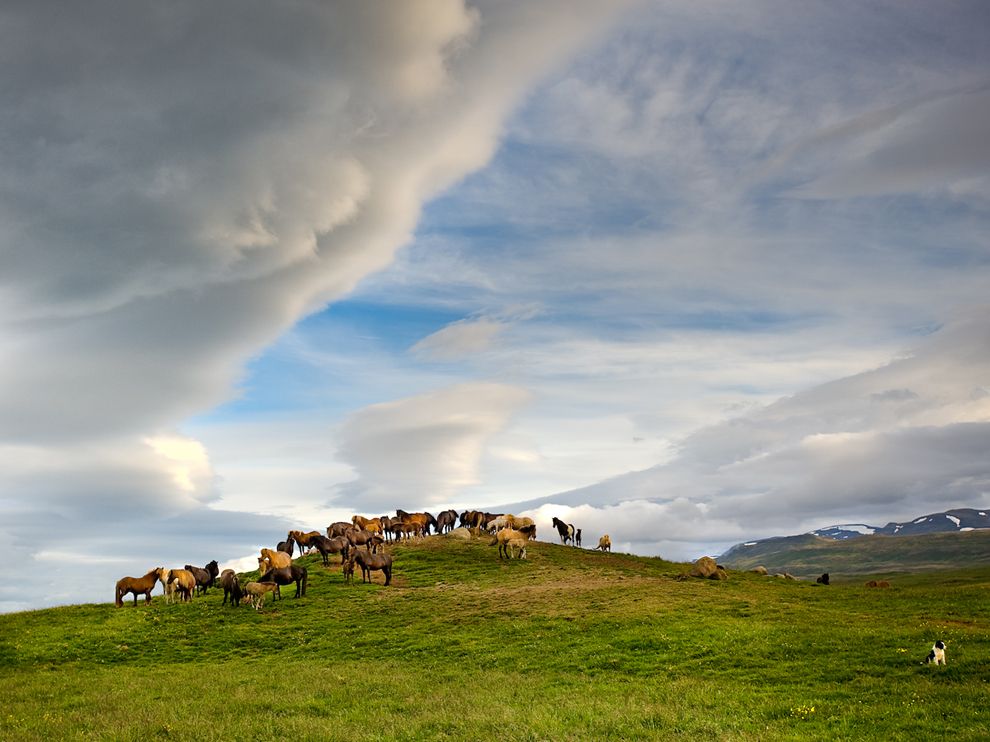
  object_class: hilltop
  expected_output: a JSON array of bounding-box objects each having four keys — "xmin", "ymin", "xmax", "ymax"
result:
[{"xmin": 2, "ymin": 534, "xmax": 989, "ymax": 740}]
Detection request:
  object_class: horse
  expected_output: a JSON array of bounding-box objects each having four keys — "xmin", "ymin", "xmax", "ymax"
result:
[
  {"xmin": 552, "ymin": 517, "xmax": 575, "ymax": 546},
  {"xmin": 506, "ymin": 537, "xmax": 529, "ymax": 559},
  {"xmin": 259, "ymin": 564, "xmax": 308, "ymax": 598},
  {"xmin": 575, "ymin": 529, "xmax": 582, "ymax": 548},
  {"xmin": 348, "ymin": 550, "xmax": 393, "ymax": 586},
  {"xmin": 276, "ymin": 538, "xmax": 295, "ymax": 557},
  {"xmin": 288, "ymin": 530, "xmax": 322, "ymax": 554},
  {"xmin": 326, "ymin": 522, "xmax": 351, "ymax": 538},
  {"xmin": 219, "ymin": 569, "xmax": 243, "ymax": 606},
  {"xmin": 460, "ymin": 510, "xmax": 486, "ymax": 529},
  {"xmin": 490, "ymin": 528, "xmax": 527, "ymax": 559},
  {"xmin": 396, "ymin": 510, "xmax": 435, "ymax": 536},
  {"xmin": 167, "ymin": 569, "xmax": 197, "ymax": 602},
  {"xmin": 258, "ymin": 548, "xmax": 292, "ymax": 576},
  {"xmin": 516, "ymin": 523, "xmax": 537, "ymax": 540},
  {"xmin": 596, "ymin": 534, "xmax": 612, "ymax": 552},
  {"xmin": 436, "ymin": 509, "xmax": 458, "ymax": 534},
  {"xmin": 157, "ymin": 568, "xmax": 177, "ymax": 603},
  {"xmin": 184, "ymin": 560, "xmax": 219, "ymax": 595},
  {"xmin": 486, "ymin": 514, "xmax": 513, "ymax": 532},
  {"xmin": 309, "ymin": 534, "xmax": 350, "ymax": 566},
  {"xmin": 243, "ymin": 581, "xmax": 279, "ymax": 611},
  {"xmin": 345, "ymin": 527, "xmax": 383, "ymax": 553},
  {"xmin": 392, "ymin": 521, "xmax": 422, "ymax": 540},
  {"xmin": 351, "ymin": 515, "xmax": 383, "ymax": 535},
  {"xmin": 115, "ymin": 568, "xmax": 162, "ymax": 607}
]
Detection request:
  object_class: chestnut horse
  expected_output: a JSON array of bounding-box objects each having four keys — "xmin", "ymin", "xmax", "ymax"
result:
[
  {"xmin": 115, "ymin": 568, "xmax": 163, "ymax": 607},
  {"xmin": 258, "ymin": 548, "xmax": 291, "ymax": 576}
]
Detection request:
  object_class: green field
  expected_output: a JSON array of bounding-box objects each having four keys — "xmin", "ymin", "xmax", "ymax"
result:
[{"xmin": 1, "ymin": 536, "xmax": 988, "ymax": 740}]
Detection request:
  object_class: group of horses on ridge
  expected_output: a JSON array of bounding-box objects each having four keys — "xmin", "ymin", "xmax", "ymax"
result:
[{"xmin": 114, "ymin": 508, "xmax": 612, "ymax": 609}]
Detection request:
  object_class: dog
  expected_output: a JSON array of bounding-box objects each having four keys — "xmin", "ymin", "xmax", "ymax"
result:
[{"xmin": 924, "ymin": 640, "xmax": 946, "ymax": 666}]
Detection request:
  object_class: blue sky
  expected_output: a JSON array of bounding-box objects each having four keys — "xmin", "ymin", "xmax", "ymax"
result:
[{"xmin": 2, "ymin": 1, "xmax": 989, "ymax": 611}]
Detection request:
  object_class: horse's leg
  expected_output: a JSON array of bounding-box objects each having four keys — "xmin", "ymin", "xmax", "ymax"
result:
[{"xmin": 384, "ymin": 567, "xmax": 391, "ymax": 586}]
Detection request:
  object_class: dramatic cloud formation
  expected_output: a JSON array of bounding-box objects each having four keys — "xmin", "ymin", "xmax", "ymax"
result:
[{"xmin": 2, "ymin": 1, "xmax": 988, "ymax": 610}]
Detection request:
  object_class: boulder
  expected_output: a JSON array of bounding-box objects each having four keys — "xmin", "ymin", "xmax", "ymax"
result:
[
  {"xmin": 689, "ymin": 556, "xmax": 728, "ymax": 580},
  {"xmin": 447, "ymin": 527, "xmax": 473, "ymax": 541}
]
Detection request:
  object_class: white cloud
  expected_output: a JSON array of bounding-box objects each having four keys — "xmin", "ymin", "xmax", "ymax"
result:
[{"xmin": 333, "ymin": 382, "xmax": 531, "ymax": 511}]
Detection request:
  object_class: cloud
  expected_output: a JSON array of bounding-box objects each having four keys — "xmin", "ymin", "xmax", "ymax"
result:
[
  {"xmin": 510, "ymin": 312, "xmax": 990, "ymax": 554},
  {"xmin": 333, "ymin": 382, "xmax": 530, "ymax": 510},
  {"xmin": 0, "ymin": 1, "xmax": 634, "ymax": 611},
  {"xmin": 410, "ymin": 318, "xmax": 506, "ymax": 360}
]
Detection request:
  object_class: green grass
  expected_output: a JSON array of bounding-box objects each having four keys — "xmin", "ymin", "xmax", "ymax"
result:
[{"xmin": 2, "ymin": 536, "xmax": 988, "ymax": 740}]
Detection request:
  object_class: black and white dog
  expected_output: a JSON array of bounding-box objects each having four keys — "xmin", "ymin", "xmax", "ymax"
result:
[{"xmin": 925, "ymin": 640, "xmax": 946, "ymax": 666}]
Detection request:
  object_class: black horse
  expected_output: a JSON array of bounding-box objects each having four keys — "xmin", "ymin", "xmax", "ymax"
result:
[
  {"xmin": 184, "ymin": 560, "xmax": 219, "ymax": 595},
  {"xmin": 551, "ymin": 517, "xmax": 575, "ymax": 546},
  {"xmin": 348, "ymin": 550, "xmax": 393, "ymax": 586},
  {"xmin": 276, "ymin": 537, "xmax": 295, "ymax": 558},
  {"xmin": 435, "ymin": 509, "xmax": 458, "ymax": 534},
  {"xmin": 258, "ymin": 564, "xmax": 308, "ymax": 598},
  {"xmin": 219, "ymin": 569, "xmax": 242, "ymax": 606}
]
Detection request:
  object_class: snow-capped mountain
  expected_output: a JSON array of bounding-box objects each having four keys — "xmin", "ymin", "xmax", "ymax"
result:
[{"xmin": 721, "ymin": 507, "xmax": 990, "ymax": 562}]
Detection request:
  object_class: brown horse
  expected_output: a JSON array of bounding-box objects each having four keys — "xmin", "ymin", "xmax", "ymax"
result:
[
  {"xmin": 326, "ymin": 522, "xmax": 351, "ymax": 538},
  {"xmin": 184, "ymin": 560, "xmax": 219, "ymax": 595},
  {"xmin": 345, "ymin": 527, "xmax": 383, "ymax": 553},
  {"xmin": 351, "ymin": 515, "xmax": 384, "ymax": 535},
  {"xmin": 435, "ymin": 509, "xmax": 458, "ymax": 534},
  {"xmin": 258, "ymin": 548, "xmax": 292, "ymax": 576},
  {"xmin": 309, "ymin": 535, "xmax": 350, "ymax": 566},
  {"xmin": 219, "ymin": 569, "xmax": 243, "ymax": 606},
  {"xmin": 276, "ymin": 538, "xmax": 295, "ymax": 557},
  {"xmin": 288, "ymin": 530, "xmax": 322, "ymax": 554},
  {"xmin": 115, "ymin": 568, "xmax": 163, "ymax": 607},
  {"xmin": 347, "ymin": 550, "xmax": 393, "ymax": 586},
  {"xmin": 167, "ymin": 568, "xmax": 197, "ymax": 602},
  {"xmin": 259, "ymin": 564, "xmax": 308, "ymax": 598}
]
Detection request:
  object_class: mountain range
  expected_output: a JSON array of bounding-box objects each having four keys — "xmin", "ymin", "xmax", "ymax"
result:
[{"xmin": 718, "ymin": 507, "xmax": 990, "ymax": 577}]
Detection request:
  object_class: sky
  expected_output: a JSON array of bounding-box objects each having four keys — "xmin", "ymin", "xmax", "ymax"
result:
[{"xmin": 2, "ymin": 1, "xmax": 989, "ymax": 612}]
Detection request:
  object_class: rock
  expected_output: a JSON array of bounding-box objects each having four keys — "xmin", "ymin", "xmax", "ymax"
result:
[
  {"xmin": 751, "ymin": 565, "xmax": 769, "ymax": 575},
  {"xmin": 689, "ymin": 556, "xmax": 727, "ymax": 580},
  {"xmin": 447, "ymin": 527, "xmax": 473, "ymax": 540}
]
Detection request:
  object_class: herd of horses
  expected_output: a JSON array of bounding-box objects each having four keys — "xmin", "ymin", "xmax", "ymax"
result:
[{"xmin": 114, "ymin": 509, "xmax": 612, "ymax": 610}]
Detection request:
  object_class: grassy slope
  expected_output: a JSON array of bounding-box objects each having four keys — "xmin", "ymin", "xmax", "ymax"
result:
[
  {"xmin": 1, "ymin": 536, "xmax": 988, "ymax": 741},
  {"xmin": 720, "ymin": 529, "xmax": 990, "ymax": 577}
]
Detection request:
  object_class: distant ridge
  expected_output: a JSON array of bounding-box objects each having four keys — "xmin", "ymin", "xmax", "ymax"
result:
[{"xmin": 719, "ymin": 507, "xmax": 990, "ymax": 577}]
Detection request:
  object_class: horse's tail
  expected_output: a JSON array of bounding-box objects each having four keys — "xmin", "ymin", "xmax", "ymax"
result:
[{"xmin": 114, "ymin": 584, "xmax": 123, "ymax": 607}]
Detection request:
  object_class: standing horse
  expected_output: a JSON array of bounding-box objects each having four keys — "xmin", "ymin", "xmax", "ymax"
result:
[
  {"xmin": 258, "ymin": 564, "xmax": 308, "ymax": 598},
  {"xmin": 115, "ymin": 568, "xmax": 163, "ymax": 607},
  {"xmin": 276, "ymin": 538, "xmax": 295, "ymax": 558},
  {"xmin": 219, "ymin": 569, "xmax": 243, "ymax": 606},
  {"xmin": 347, "ymin": 550, "xmax": 393, "ymax": 586},
  {"xmin": 167, "ymin": 569, "xmax": 197, "ymax": 602},
  {"xmin": 309, "ymin": 534, "xmax": 350, "ymax": 566},
  {"xmin": 258, "ymin": 548, "xmax": 292, "ymax": 576},
  {"xmin": 552, "ymin": 517, "xmax": 575, "ymax": 546},
  {"xmin": 436, "ymin": 509, "xmax": 458, "ymax": 534},
  {"xmin": 184, "ymin": 560, "xmax": 219, "ymax": 595}
]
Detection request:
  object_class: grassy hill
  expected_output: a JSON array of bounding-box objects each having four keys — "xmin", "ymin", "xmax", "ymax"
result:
[
  {"xmin": 2, "ymin": 535, "xmax": 989, "ymax": 740},
  {"xmin": 720, "ymin": 529, "xmax": 990, "ymax": 578}
]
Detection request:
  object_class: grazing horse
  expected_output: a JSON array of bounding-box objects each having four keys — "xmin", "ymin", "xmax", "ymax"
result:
[
  {"xmin": 436, "ymin": 509, "xmax": 458, "ymax": 534},
  {"xmin": 596, "ymin": 534, "xmax": 612, "ymax": 552},
  {"xmin": 167, "ymin": 569, "xmax": 197, "ymax": 602},
  {"xmin": 219, "ymin": 569, "xmax": 243, "ymax": 606},
  {"xmin": 184, "ymin": 560, "xmax": 219, "ymax": 595},
  {"xmin": 309, "ymin": 534, "xmax": 350, "ymax": 566},
  {"xmin": 243, "ymin": 581, "xmax": 279, "ymax": 611},
  {"xmin": 258, "ymin": 548, "xmax": 292, "ymax": 576},
  {"xmin": 276, "ymin": 538, "xmax": 295, "ymax": 557},
  {"xmin": 259, "ymin": 564, "xmax": 308, "ymax": 598},
  {"xmin": 348, "ymin": 550, "xmax": 393, "ymax": 586},
  {"xmin": 490, "ymin": 528, "xmax": 528, "ymax": 559},
  {"xmin": 326, "ymin": 522, "xmax": 351, "ymax": 538},
  {"xmin": 552, "ymin": 517, "xmax": 575, "ymax": 546},
  {"xmin": 115, "ymin": 568, "xmax": 163, "ymax": 607}
]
